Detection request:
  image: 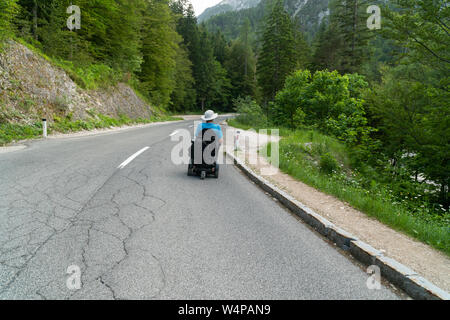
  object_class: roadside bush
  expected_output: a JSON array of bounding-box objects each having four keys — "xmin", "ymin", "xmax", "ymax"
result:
[
  {"xmin": 320, "ymin": 152, "xmax": 339, "ymax": 174},
  {"xmin": 233, "ymin": 96, "xmax": 266, "ymax": 126},
  {"xmin": 273, "ymin": 70, "xmax": 374, "ymax": 147}
]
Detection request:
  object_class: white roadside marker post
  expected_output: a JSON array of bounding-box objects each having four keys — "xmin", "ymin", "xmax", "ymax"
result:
[
  {"xmin": 42, "ymin": 119, "xmax": 47, "ymax": 138},
  {"xmin": 234, "ymin": 130, "xmax": 240, "ymax": 151}
]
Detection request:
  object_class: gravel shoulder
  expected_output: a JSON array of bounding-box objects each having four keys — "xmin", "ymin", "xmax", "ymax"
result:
[{"xmin": 224, "ymin": 124, "xmax": 450, "ymax": 292}]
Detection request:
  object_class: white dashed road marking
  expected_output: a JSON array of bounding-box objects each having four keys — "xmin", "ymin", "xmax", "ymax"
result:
[{"xmin": 118, "ymin": 147, "xmax": 149, "ymax": 169}]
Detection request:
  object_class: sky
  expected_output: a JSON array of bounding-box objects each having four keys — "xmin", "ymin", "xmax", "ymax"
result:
[{"xmin": 191, "ymin": 0, "xmax": 223, "ymax": 16}]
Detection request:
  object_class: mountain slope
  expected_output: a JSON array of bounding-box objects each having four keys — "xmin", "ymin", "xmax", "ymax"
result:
[
  {"xmin": 0, "ymin": 41, "xmax": 154, "ymax": 124},
  {"xmin": 201, "ymin": 0, "xmax": 330, "ymax": 41},
  {"xmin": 198, "ymin": 0, "xmax": 261, "ymax": 23}
]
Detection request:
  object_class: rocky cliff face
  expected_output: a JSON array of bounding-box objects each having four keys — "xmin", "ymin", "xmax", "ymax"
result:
[
  {"xmin": 198, "ymin": 0, "xmax": 261, "ymax": 22},
  {"xmin": 199, "ymin": 0, "xmax": 330, "ymax": 39},
  {"xmin": 0, "ymin": 41, "xmax": 153, "ymax": 124}
]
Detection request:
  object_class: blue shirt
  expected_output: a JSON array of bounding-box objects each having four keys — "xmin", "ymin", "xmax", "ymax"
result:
[{"xmin": 195, "ymin": 122, "xmax": 223, "ymax": 139}]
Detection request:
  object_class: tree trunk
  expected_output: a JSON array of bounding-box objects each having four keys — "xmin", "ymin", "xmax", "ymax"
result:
[{"xmin": 244, "ymin": 26, "xmax": 248, "ymax": 77}]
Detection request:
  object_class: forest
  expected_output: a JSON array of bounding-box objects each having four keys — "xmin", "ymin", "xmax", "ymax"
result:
[{"xmin": 0, "ymin": 0, "xmax": 448, "ymax": 252}]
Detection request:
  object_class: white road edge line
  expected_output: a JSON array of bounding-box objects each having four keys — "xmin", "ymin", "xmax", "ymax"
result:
[
  {"xmin": 170, "ymin": 130, "xmax": 179, "ymax": 137},
  {"xmin": 118, "ymin": 147, "xmax": 150, "ymax": 169}
]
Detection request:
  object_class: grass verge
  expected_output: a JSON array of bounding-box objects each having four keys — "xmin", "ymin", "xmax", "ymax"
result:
[{"xmin": 0, "ymin": 113, "xmax": 182, "ymax": 146}]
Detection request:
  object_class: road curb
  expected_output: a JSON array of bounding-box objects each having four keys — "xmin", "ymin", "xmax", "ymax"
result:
[{"xmin": 226, "ymin": 150, "xmax": 449, "ymax": 300}]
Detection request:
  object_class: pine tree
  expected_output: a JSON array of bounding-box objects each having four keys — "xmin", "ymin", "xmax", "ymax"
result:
[
  {"xmin": 139, "ymin": 0, "xmax": 180, "ymax": 107},
  {"xmin": 311, "ymin": 19, "xmax": 343, "ymax": 72},
  {"xmin": 333, "ymin": 0, "xmax": 373, "ymax": 74},
  {"xmin": 225, "ymin": 39, "xmax": 257, "ymax": 99},
  {"xmin": 257, "ymin": 0, "xmax": 296, "ymax": 104},
  {"xmin": 169, "ymin": 0, "xmax": 197, "ymax": 111},
  {"xmin": 210, "ymin": 30, "xmax": 228, "ymax": 65},
  {"xmin": 105, "ymin": 0, "xmax": 146, "ymax": 74},
  {"xmin": 375, "ymin": 0, "xmax": 450, "ymax": 207},
  {"xmin": 195, "ymin": 26, "xmax": 221, "ymax": 111},
  {"xmin": 35, "ymin": 1, "xmax": 90, "ymax": 63},
  {"xmin": 292, "ymin": 17, "xmax": 312, "ymax": 70},
  {"xmin": 172, "ymin": 1, "xmax": 233, "ymax": 111},
  {"xmin": 170, "ymin": 44, "xmax": 196, "ymax": 112},
  {"xmin": 172, "ymin": 0, "xmax": 201, "ymax": 78}
]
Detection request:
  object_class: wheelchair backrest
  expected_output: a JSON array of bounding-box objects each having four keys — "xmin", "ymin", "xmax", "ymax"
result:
[{"xmin": 201, "ymin": 128, "xmax": 217, "ymax": 143}]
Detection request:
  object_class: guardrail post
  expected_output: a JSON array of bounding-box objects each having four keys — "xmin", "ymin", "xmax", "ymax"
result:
[{"xmin": 42, "ymin": 119, "xmax": 47, "ymax": 138}]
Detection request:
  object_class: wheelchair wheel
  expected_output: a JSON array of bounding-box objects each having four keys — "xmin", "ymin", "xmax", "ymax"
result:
[
  {"xmin": 187, "ymin": 164, "xmax": 194, "ymax": 176},
  {"xmin": 213, "ymin": 164, "xmax": 219, "ymax": 179}
]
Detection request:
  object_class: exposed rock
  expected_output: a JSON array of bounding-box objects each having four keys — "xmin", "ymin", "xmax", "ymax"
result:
[{"xmin": 0, "ymin": 40, "xmax": 153, "ymax": 123}]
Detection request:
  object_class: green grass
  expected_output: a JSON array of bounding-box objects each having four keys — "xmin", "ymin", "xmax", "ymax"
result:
[
  {"xmin": 230, "ymin": 119, "xmax": 450, "ymax": 255},
  {"xmin": 0, "ymin": 113, "xmax": 182, "ymax": 146},
  {"xmin": 15, "ymin": 38, "xmax": 120, "ymax": 90},
  {"xmin": 0, "ymin": 122, "xmax": 43, "ymax": 145}
]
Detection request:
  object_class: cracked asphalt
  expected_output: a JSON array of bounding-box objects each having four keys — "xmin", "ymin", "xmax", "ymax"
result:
[{"xmin": 0, "ymin": 118, "xmax": 401, "ymax": 300}]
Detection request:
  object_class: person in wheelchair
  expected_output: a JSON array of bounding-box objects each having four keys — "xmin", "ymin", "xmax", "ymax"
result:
[
  {"xmin": 188, "ymin": 110, "xmax": 223, "ymax": 179},
  {"xmin": 194, "ymin": 110, "xmax": 223, "ymax": 144}
]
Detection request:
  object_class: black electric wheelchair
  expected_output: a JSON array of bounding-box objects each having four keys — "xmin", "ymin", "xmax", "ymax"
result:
[{"xmin": 187, "ymin": 128, "xmax": 220, "ymax": 180}]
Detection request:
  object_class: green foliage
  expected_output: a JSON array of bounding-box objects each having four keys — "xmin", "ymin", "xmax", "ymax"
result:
[
  {"xmin": 273, "ymin": 69, "xmax": 374, "ymax": 147},
  {"xmin": 202, "ymin": 0, "xmax": 330, "ymax": 43},
  {"xmin": 169, "ymin": 44, "xmax": 196, "ymax": 112},
  {"xmin": 139, "ymin": 0, "xmax": 180, "ymax": 107},
  {"xmin": 171, "ymin": 1, "xmax": 235, "ymax": 111},
  {"xmin": 224, "ymin": 25, "xmax": 258, "ymax": 100},
  {"xmin": 365, "ymin": 64, "xmax": 450, "ymax": 208},
  {"xmin": 0, "ymin": 0, "xmax": 19, "ymax": 44},
  {"xmin": 0, "ymin": 122, "xmax": 42, "ymax": 145},
  {"xmin": 312, "ymin": 19, "xmax": 343, "ymax": 72},
  {"xmin": 233, "ymin": 96, "xmax": 265, "ymax": 126},
  {"xmin": 257, "ymin": 0, "xmax": 297, "ymax": 103},
  {"xmin": 383, "ymin": 0, "xmax": 449, "ymax": 73},
  {"xmin": 320, "ymin": 152, "xmax": 339, "ymax": 174},
  {"xmin": 333, "ymin": 0, "xmax": 375, "ymax": 73},
  {"xmin": 292, "ymin": 24, "xmax": 312, "ymax": 70},
  {"xmin": 70, "ymin": 63, "xmax": 121, "ymax": 90},
  {"xmin": 203, "ymin": 2, "xmax": 265, "ymax": 41},
  {"xmin": 312, "ymin": 0, "xmax": 378, "ymax": 74}
]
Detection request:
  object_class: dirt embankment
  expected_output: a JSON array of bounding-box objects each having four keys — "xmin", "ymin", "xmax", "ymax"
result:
[{"xmin": 0, "ymin": 40, "xmax": 153, "ymax": 124}]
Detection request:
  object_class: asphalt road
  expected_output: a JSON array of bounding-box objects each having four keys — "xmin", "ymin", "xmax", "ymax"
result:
[{"xmin": 0, "ymin": 117, "xmax": 401, "ymax": 299}]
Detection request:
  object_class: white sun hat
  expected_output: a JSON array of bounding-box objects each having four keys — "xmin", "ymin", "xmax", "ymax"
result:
[{"xmin": 201, "ymin": 110, "xmax": 218, "ymax": 121}]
